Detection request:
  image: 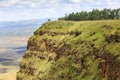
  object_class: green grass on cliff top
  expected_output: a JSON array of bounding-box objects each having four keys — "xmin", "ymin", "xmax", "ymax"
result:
[
  {"xmin": 36, "ymin": 20, "xmax": 120, "ymax": 53},
  {"xmin": 38, "ymin": 20, "xmax": 120, "ymax": 31}
]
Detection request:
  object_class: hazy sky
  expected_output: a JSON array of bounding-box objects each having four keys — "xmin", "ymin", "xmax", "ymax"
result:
[{"xmin": 0, "ymin": 0, "xmax": 120, "ymax": 21}]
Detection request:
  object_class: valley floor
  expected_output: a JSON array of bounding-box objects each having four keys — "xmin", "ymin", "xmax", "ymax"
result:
[
  {"xmin": 0, "ymin": 64, "xmax": 19, "ymax": 80},
  {"xmin": 0, "ymin": 70, "xmax": 18, "ymax": 80}
]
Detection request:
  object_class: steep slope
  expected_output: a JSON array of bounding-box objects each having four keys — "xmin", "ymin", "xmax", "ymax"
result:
[{"xmin": 17, "ymin": 20, "xmax": 120, "ymax": 80}]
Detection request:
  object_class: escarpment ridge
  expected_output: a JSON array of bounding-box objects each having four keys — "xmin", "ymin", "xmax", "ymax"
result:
[{"xmin": 17, "ymin": 20, "xmax": 120, "ymax": 80}]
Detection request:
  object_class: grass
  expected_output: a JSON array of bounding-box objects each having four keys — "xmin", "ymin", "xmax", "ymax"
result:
[{"xmin": 17, "ymin": 20, "xmax": 120, "ymax": 80}]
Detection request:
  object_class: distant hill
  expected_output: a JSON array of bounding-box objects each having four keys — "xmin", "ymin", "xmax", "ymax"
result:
[
  {"xmin": 0, "ymin": 19, "xmax": 46, "ymax": 37},
  {"xmin": 0, "ymin": 18, "xmax": 57, "ymax": 37},
  {"xmin": 0, "ymin": 49, "xmax": 21, "ymax": 60},
  {"xmin": 0, "ymin": 18, "xmax": 57, "ymax": 65},
  {"xmin": 12, "ymin": 46, "xmax": 26, "ymax": 55},
  {"xmin": 0, "ymin": 49, "xmax": 21, "ymax": 66},
  {"xmin": 0, "ymin": 18, "xmax": 57, "ymax": 54},
  {"xmin": 0, "ymin": 18, "xmax": 57, "ymax": 79}
]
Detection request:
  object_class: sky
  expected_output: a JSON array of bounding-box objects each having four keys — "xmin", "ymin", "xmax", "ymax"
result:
[{"xmin": 0, "ymin": 0, "xmax": 120, "ymax": 21}]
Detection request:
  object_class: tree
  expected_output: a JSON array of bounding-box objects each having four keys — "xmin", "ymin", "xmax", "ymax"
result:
[{"xmin": 59, "ymin": 8, "xmax": 120, "ymax": 21}]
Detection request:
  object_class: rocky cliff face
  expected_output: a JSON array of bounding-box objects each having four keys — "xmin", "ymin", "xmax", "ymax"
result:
[{"xmin": 17, "ymin": 20, "xmax": 120, "ymax": 80}]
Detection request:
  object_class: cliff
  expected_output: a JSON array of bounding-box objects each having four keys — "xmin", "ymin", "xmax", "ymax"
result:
[{"xmin": 17, "ymin": 20, "xmax": 120, "ymax": 80}]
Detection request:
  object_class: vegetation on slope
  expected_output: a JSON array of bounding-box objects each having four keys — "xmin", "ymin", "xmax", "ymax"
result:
[
  {"xmin": 59, "ymin": 8, "xmax": 120, "ymax": 21},
  {"xmin": 17, "ymin": 20, "xmax": 120, "ymax": 80}
]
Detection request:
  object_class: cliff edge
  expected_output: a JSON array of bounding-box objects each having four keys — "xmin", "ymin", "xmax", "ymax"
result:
[{"xmin": 17, "ymin": 20, "xmax": 120, "ymax": 80}]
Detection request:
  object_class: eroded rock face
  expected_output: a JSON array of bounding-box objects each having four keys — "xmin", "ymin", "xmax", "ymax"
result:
[{"xmin": 17, "ymin": 21, "xmax": 120, "ymax": 80}]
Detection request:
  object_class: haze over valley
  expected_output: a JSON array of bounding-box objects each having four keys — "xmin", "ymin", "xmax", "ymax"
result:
[{"xmin": 0, "ymin": 18, "xmax": 51, "ymax": 80}]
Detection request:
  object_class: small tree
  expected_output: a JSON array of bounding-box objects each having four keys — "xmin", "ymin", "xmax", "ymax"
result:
[{"xmin": 48, "ymin": 19, "xmax": 51, "ymax": 21}]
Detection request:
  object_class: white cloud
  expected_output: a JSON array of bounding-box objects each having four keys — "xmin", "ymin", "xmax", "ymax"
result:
[
  {"xmin": 0, "ymin": 0, "xmax": 20, "ymax": 7},
  {"xmin": 63, "ymin": 3, "xmax": 74, "ymax": 11},
  {"xmin": 106, "ymin": 0, "xmax": 117, "ymax": 5},
  {"xmin": 0, "ymin": 0, "xmax": 120, "ymax": 21},
  {"xmin": 0, "ymin": 0, "xmax": 53, "ymax": 8},
  {"xmin": 0, "ymin": 0, "xmax": 62, "ymax": 8},
  {"xmin": 86, "ymin": 0, "xmax": 93, "ymax": 3},
  {"xmin": 0, "ymin": 0, "xmax": 119, "ymax": 8},
  {"xmin": 70, "ymin": 0, "xmax": 81, "ymax": 3},
  {"xmin": 70, "ymin": 0, "xmax": 102, "ymax": 6}
]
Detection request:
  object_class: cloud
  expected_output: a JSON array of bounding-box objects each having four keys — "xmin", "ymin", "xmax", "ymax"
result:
[
  {"xmin": 70, "ymin": 0, "xmax": 81, "ymax": 3},
  {"xmin": 0, "ymin": 0, "xmax": 120, "ymax": 21},
  {"xmin": 0, "ymin": 0, "xmax": 19, "ymax": 7},
  {"xmin": 104, "ymin": 0, "xmax": 120, "ymax": 9},
  {"xmin": 0, "ymin": 0, "xmax": 43, "ymax": 8},
  {"xmin": 69, "ymin": 0, "xmax": 104, "ymax": 7},
  {"xmin": 0, "ymin": 0, "xmax": 108, "ymax": 9},
  {"xmin": 106, "ymin": 0, "xmax": 117, "ymax": 5},
  {"xmin": 0, "ymin": 0, "xmax": 61, "ymax": 8},
  {"xmin": 0, "ymin": 0, "xmax": 119, "ymax": 8},
  {"xmin": 70, "ymin": 0, "xmax": 96, "ymax": 4}
]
